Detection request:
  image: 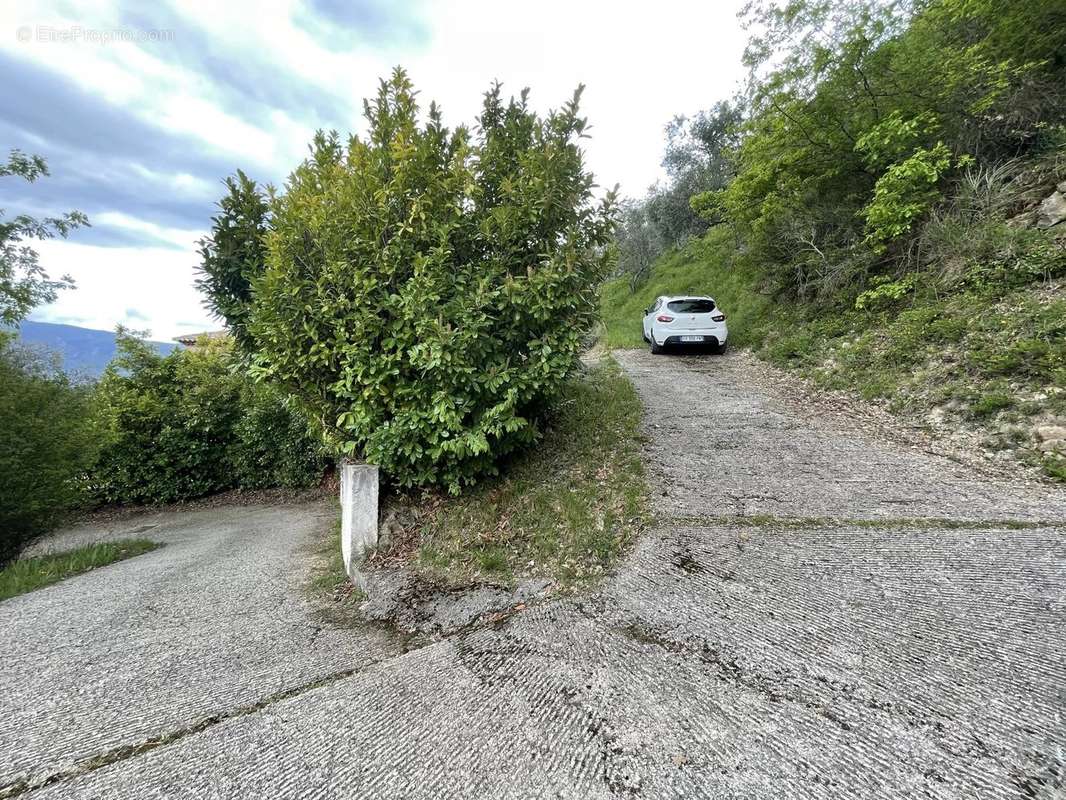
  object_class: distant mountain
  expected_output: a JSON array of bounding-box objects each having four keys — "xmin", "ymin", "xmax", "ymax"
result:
[{"xmin": 11, "ymin": 321, "xmax": 177, "ymax": 378}]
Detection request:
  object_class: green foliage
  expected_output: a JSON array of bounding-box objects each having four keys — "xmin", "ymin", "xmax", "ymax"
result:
[
  {"xmin": 0, "ymin": 335, "xmax": 99, "ymax": 563},
  {"xmin": 861, "ymin": 143, "xmax": 958, "ymax": 248},
  {"xmin": 90, "ymin": 333, "xmax": 327, "ymax": 504},
  {"xmin": 854, "ymin": 273, "xmax": 917, "ymax": 311},
  {"xmin": 231, "ymin": 380, "xmax": 328, "ymax": 490},
  {"xmin": 0, "ymin": 150, "xmax": 88, "ymax": 325},
  {"xmin": 0, "ymin": 539, "xmax": 160, "ymax": 601},
  {"xmin": 248, "ymin": 69, "xmax": 616, "ymax": 492},
  {"xmin": 195, "ymin": 170, "xmax": 269, "ymax": 353},
  {"xmin": 722, "ymin": 0, "xmax": 1066, "ymax": 296},
  {"xmin": 92, "ymin": 334, "xmax": 240, "ymax": 504},
  {"xmin": 968, "ymin": 386, "xmax": 1014, "ymax": 418},
  {"xmin": 1044, "ymin": 453, "xmax": 1066, "ymax": 482},
  {"xmin": 855, "ymin": 111, "xmax": 942, "ymax": 169},
  {"xmin": 690, "ymin": 189, "xmax": 725, "ymax": 223}
]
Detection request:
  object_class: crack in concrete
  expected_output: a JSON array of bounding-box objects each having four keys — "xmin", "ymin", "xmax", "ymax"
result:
[
  {"xmin": 661, "ymin": 513, "xmax": 1064, "ymax": 530},
  {"xmin": 0, "ymin": 642, "xmax": 428, "ymax": 800},
  {"xmin": 1, "ymin": 595, "xmax": 545, "ymax": 799}
]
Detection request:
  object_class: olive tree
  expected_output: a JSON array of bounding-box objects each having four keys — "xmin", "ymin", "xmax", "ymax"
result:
[{"xmin": 247, "ymin": 69, "xmax": 617, "ymax": 491}]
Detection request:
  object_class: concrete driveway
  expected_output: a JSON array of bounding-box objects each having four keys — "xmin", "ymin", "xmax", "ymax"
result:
[
  {"xmin": 0, "ymin": 504, "xmax": 405, "ymax": 796},
  {"xmin": 3, "ymin": 350, "xmax": 1065, "ymax": 799}
]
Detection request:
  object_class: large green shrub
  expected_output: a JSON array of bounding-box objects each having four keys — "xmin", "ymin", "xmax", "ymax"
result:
[
  {"xmin": 246, "ymin": 69, "xmax": 616, "ymax": 491},
  {"xmin": 90, "ymin": 333, "xmax": 327, "ymax": 504},
  {"xmin": 0, "ymin": 335, "xmax": 98, "ymax": 563}
]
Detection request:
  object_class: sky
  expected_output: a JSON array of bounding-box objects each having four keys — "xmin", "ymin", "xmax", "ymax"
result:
[{"xmin": 2, "ymin": 0, "xmax": 747, "ymax": 340}]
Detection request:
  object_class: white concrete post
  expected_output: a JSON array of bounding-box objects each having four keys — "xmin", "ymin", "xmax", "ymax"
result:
[{"xmin": 340, "ymin": 462, "xmax": 378, "ymax": 590}]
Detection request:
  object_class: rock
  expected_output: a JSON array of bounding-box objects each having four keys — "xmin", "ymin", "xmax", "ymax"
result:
[
  {"xmin": 1057, "ymin": 179, "xmax": 1066, "ymax": 195},
  {"xmin": 1037, "ymin": 438, "xmax": 1065, "ymax": 454},
  {"xmin": 1034, "ymin": 425, "xmax": 1066, "ymax": 442},
  {"xmin": 1035, "ymin": 191, "xmax": 1066, "ymax": 229},
  {"xmin": 1007, "ymin": 209, "xmax": 1037, "ymax": 229}
]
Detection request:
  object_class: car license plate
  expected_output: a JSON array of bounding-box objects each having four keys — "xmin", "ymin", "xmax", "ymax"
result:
[{"xmin": 680, "ymin": 335, "xmax": 703, "ymax": 342}]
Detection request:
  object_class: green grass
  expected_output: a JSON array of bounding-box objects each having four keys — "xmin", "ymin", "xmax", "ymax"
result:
[
  {"xmin": 415, "ymin": 356, "xmax": 649, "ymax": 588},
  {"xmin": 0, "ymin": 539, "xmax": 161, "ymax": 602},
  {"xmin": 309, "ymin": 515, "xmax": 349, "ymax": 593}
]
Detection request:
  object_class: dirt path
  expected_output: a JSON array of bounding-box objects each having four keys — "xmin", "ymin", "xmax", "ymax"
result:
[{"xmin": 7, "ymin": 350, "xmax": 1066, "ymax": 799}]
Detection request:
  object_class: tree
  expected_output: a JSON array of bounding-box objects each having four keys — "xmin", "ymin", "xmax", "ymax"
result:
[
  {"xmin": 613, "ymin": 102, "xmax": 744, "ymax": 280},
  {"xmin": 195, "ymin": 170, "xmax": 269, "ymax": 353},
  {"xmin": 1, "ymin": 150, "xmax": 88, "ymax": 325},
  {"xmin": 615, "ymin": 201, "xmax": 663, "ymax": 289},
  {"xmin": 246, "ymin": 69, "xmax": 617, "ymax": 491},
  {"xmin": 723, "ymin": 0, "xmax": 1066, "ymax": 297}
]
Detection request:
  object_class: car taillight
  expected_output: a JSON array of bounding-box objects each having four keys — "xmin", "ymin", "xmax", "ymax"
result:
[
  {"xmin": 712, "ymin": 313, "xmax": 726, "ymax": 321},
  {"xmin": 656, "ymin": 314, "xmax": 674, "ymax": 323}
]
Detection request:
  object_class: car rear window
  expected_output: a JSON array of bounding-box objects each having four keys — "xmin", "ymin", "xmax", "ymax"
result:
[{"xmin": 667, "ymin": 299, "xmax": 716, "ymax": 314}]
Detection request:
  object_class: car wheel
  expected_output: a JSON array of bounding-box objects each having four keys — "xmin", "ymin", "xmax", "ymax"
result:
[
  {"xmin": 714, "ymin": 341, "xmax": 728, "ymax": 355},
  {"xmin": 650, "ymin": 338, "xmax": 664, "ymax": 355}
]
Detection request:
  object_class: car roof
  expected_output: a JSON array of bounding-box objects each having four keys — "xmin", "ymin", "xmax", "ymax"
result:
[{"xmin": 661, "ymin": 295, "xmax": 715, "ymax": 301}]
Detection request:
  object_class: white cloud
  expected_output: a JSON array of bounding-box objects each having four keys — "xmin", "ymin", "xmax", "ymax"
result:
[{"xmin": 28, "ymin": 238, "xmax": 213, "ymax": 340}]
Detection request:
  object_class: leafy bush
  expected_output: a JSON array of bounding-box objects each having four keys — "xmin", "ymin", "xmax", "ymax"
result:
[
  {"xmin": 231, "ymin": 381, "xmax": 327, "ymax": 490},
  {"xmin": 861, "ymin": 144, "xmax": 959, "ymax": 249},
  {"xmin": 855, "ymin": 274, "xmax": 919, "ymax": 311},
  {"xmin": 90, "ymin": 333, "xmax": 327, "ymax": 504},
  {"xmin": 969, "ymin": 387, "xmax": 1014, "ymax": 418},
  {"xmin": 0, "ymin": 335, "xmax": 98, "ymax": 563},
  {"xmin": 91, "ymin": 335, "xmax": 241, "ymax": 504},
  {"xmin": 246, "ymin": 70, "xmax": 616, "ymax": 492}
]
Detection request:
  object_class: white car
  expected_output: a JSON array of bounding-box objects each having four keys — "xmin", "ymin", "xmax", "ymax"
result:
[{"xmin": 642, "ymin": 295, "xmax": 728, "ymax": 354}]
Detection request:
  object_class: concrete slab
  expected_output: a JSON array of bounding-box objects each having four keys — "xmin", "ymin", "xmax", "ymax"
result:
[{"xmin": 21, "ymin": 521, "xmax": 1066, "ymax": 799}]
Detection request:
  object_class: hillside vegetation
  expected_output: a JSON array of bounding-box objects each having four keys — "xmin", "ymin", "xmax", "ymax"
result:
[{"xmin": 605, "ymin": 0, "xmax": 1066, "ymax": 480}]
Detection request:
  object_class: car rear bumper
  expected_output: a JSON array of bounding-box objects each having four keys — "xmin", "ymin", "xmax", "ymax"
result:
[
  {"xmin": 653, "ymin": 326, "xmax": 728, "ymax": 346},
  {"xmin": 661, "ymin": 334, "xmax": 725, "ymax": 347}
]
